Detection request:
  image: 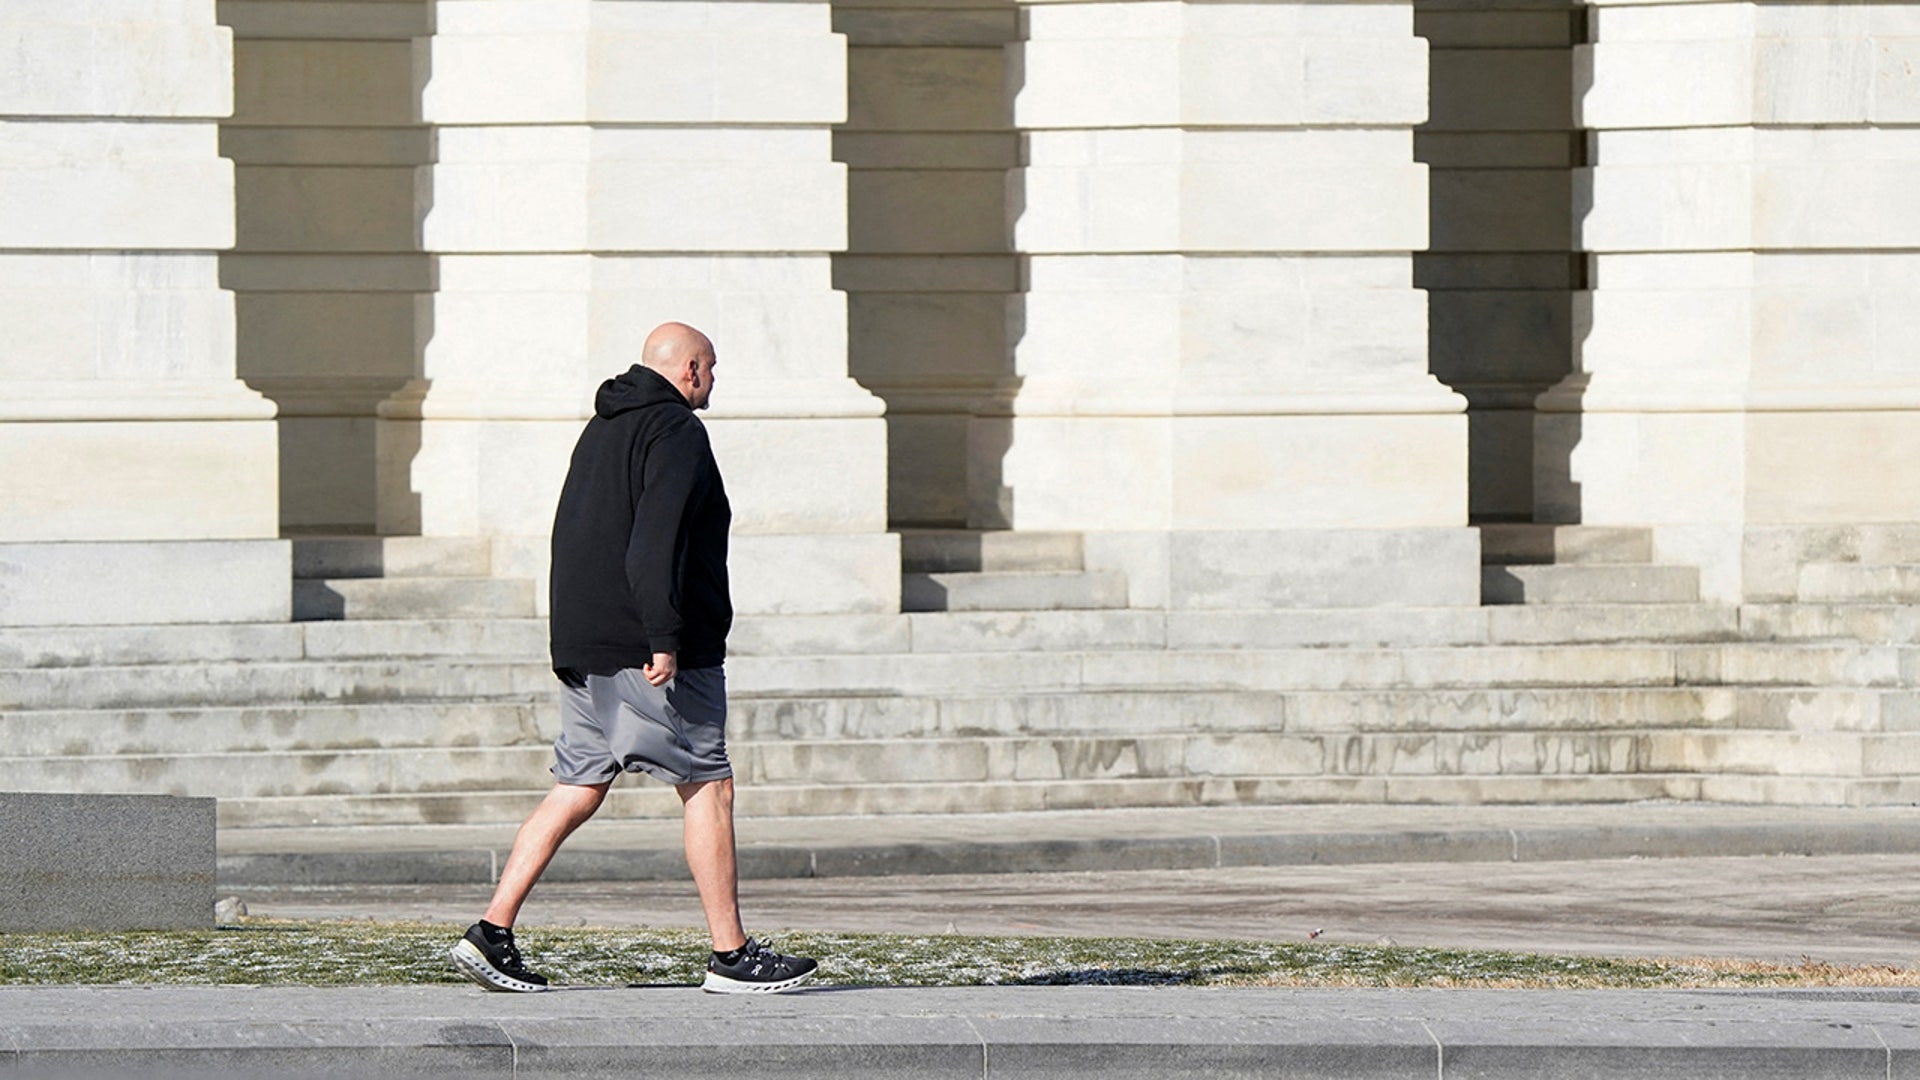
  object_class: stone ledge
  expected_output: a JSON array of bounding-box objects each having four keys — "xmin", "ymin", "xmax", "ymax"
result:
[
  {"xmin": 0, "ymin": 986, "xmax": 1915, "ymax": 1079},
  {"xmin": 215, "ymin": 811, "xmax": 1920, "ymax": 888}
]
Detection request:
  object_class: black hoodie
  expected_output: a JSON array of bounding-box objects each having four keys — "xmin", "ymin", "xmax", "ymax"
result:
[{"xmin": 549, "ymin": 365, "xmax": 732, "ymax": 673}]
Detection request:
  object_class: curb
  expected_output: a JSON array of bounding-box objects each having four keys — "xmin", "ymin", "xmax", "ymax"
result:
[
  {"xmin": 4, "ymin": 986, "xmax": 1918, "ymax": 1079},
  {"xmin": 216, "ymin": 820, "xmax": 1920, "ymax": 887}
]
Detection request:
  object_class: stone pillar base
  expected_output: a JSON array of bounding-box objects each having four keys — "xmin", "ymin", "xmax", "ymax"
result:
[
  {"xmin": 1085, "ymin": 528, "xmax": 1481, "ymax": 610},
  {"xmin": 0, "ymin": 541, "xmax": 291, "ymax": 627}
]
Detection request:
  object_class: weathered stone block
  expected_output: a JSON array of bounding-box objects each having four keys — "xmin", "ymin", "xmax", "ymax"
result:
[
  {"xmin": 0, "ymin": 420, "xmax": 279, "ymax": 542},
  {"xmin": 1162, "ymin": 528, "xmax": 1480, "ymax": 610},
  {"xmin": 0, "ymin": 540, "xmax": 291, "ymax": 626},
  {"xmin": 729, "ymin": 532, "xmax": 903, "ymax": 615},
  {"xmin": 0, "ymin": 123, "xmax": 234, "ymax": 250},
  {"xmin": 0, "ymin": 792, "xmax": 215, "ymax": 931},
  {"xmin": 0, "ymin": 253, "xmax": 232, "ymax": 381},
  {"xmin": 0, "ymin": 15, "xmax": 231, "ymax": 118}
]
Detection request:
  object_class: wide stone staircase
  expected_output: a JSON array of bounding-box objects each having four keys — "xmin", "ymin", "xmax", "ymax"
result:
[{"xmin": 3, "ymin": 527, "xmax": 1919, "ymax": 827}]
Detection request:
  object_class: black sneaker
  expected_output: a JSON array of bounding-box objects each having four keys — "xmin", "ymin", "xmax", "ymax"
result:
[
  {"xmin": 702, "ymin": 937, "xmax": 818, "ymax": 994},
  {"xmin": 449, "ymin": 922, "xmax": 549, "ymax": 993}
]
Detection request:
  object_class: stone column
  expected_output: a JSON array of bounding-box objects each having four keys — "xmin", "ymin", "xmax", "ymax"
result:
[
  {"xmin": 0, "ymin": 0, "xmax": 288, "ymax": 626},
  {"xmin": 1540, "ymin": 0, "xmax": 1920, "ymax": 599},
  {"xmin": 988, "ymin": 0, "xmax": 1477, "ymax": 607},
  {"xmin": 381, "ymin": 0, "xmax": 895, "ymax": 613},
  {"xmin": 1417, "ymin": 0, "xmax": 1580, "ymax": 523},
  {"xmin": 222, "ymin": 0, "xmax": 429, "ymax": 536},
  {"xmin": 836, "ymin": 0, "xmax": 1020, "ymax": 530}
]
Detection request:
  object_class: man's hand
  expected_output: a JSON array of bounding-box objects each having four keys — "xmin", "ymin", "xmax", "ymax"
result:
[{"xmin": 643, "ymin": 651, "xmax": 678, "ymax": 687}]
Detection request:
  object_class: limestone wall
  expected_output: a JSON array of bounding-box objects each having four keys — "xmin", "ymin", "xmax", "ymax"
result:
[
  {"xmin": 213, "ymin": 0, "xmax": 897, "ymax": 614},
  {"xmin": 5, "ymin": 0, "xmax": 1917, "ymax": 622},
  {"xmin": 837, "ymin": 0, "xmax": 1019, "ymax": 529},
  {"xmin": 0, "ymin": 0, "xmax": 288, "ymax": 626},
  {"xmin": 1541, "ymin": 0, "xmax": 1920, "ymax": 599},
  {"xmin": 221, "ymin": 0, "xmax": 429, "ymax": 536},
  {"xmin": 985, "ymin": 0, "xmax": 1480, "ymax": 607}
]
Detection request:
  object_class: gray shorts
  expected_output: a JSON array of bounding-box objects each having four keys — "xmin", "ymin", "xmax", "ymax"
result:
[{"xmin": 552, "ymin": 665, "xmax": 732, "ymax": 787}]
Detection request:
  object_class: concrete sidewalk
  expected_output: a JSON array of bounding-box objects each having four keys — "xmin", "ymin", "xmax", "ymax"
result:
[
  {"xmin": 217, "ymin": 802, "xmax": 1920, "ymax": 885},
  {"xmin": 3, "ymin": 984, "xmax": 1917, "ymax": 1078}
]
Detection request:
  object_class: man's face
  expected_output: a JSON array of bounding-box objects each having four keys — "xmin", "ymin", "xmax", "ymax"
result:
[{"xmin": 689, "ymin": 349, "xmax": 717, "ymax": 410}]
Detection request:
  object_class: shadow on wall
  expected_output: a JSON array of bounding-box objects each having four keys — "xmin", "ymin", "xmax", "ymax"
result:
[
  {"xmin": 1415, "ymin": 0, "xmax": 1586, "ymax": 525},
  {"xmin": 1535, "ymin": 18, "xmax": 1599, "ymax": 525},
  {"xmin": 221, "ymin": 6, "xmax": 435, "ymax": 537},
  {"xmin": 834, "ymin": 0, "xmax": 1026, "ymax": 530}
]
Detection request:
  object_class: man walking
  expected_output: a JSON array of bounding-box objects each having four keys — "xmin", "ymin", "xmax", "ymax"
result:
[{"xmin": 449, "ymin": 321, "xmax": 818, "ymax": 994}]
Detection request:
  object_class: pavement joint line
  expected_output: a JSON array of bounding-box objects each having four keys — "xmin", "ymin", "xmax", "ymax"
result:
[
  {"xmin": 1419, "ymin": 1019, "xmax": 1442, "ymax": 1080},
  {"xmin": 1871, "ymin": 1023, "xmax": 1892, "ymax": 1080},
  {"xmin": 962, "ymin": 1015, "xmax": 988, "ymax": 1080},
  {"xmin": 497, "ymin": 1019, "xmax": 519, "ymax": 1078}
]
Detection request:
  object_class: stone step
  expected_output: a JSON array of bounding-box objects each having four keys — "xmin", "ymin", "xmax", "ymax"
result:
[
  {"xmin": 902, "ymin": 570, "xmax": 1128, "ymax": 613},
  {"xmin": 8, "ymin": 644, "xmax": 1914, "ymax": 712},
  {"xmin": 30, "ymin": 728, "xmax": 1912, "ymax": 800},
  {"xmin": 1738, "ymin": 604, "xmax": 1920, "ymax": 644},
  {"xmin": 293, "ymin": 577, "xmax": 537, "ymax": 621},
  {"xmin": 1798, "ymin": 563, "xmax": 1920, "ymax": 604},
  {"xmin": 0, "ymin": 659, "xmax": 552, "ymax": 712},
  {"xmin": 0, "ymin": 622, "xmax": 309, "ymax": 669},
  {"xmin": 897, "ymin": 529, "xmax": 1084, "ymax": 573},
  {"xmin": 300, "ymin": 618, "xmax": 548, "ymax": 658},
  {"xmin": 1484, "ymin": 604, "xmax": 1736, "ymax": 645},
  {"xmin": 1672, "ymin": 642, "xmax": 1913, "ymax": 688},
  {"xmin": 1482, "ymin": 564, "xmax": 1701, "ymax": 605},
  {"xmin": 1696, "ymin": 773, "xmax": 1920, "ymax": 806},
  {"xmin": 18, "ymin": 686, "xmax": 1909, "ymax": 761},
  {"xmin": 6, "ymin": 703, "xmax": 552, "ymax": 758},
  {"xmin": 1477, "ymin": 524, "xmax": 1654, "ymax": 566},
  {"xmin": 0, "ymin": 620, "xmax": 548, "ymax": 669},
  {"xmin": 290, "ymin": 536, "xmax": 493, "ymax": 580},
  {"xmin": 214, "ymin": 773, "xmax": 1717, "ymax": 828},
  {"xmin": 1642, "ymin": 731, "xmax": 1920, "ymax": 778},
  {"xmin": 1794, "ymin": 524, "xmax": 1920, "ymax": 566},
  {"xmin": 0, "ymin": 603, "xmax": 1768, "ymax": 676}
]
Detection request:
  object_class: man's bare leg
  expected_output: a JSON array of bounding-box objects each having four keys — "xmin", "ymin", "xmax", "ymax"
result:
[
  {"xmin": 679, "ymin": 777, "xmax": 747, "ymax": 952},
  {"xmin": 482, "ymin": 780, "xmax": 610, "ymax": 928}
]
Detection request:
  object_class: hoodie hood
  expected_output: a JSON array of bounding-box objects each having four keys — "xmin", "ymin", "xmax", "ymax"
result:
[{"xmin": 595, "ymin": 364, "xmax": 690, "ymax": 419}]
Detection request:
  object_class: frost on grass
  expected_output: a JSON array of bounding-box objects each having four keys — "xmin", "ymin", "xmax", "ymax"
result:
[{"xmin": 0, "ymin": 921, "xmax": 1912, "ymax": 990}]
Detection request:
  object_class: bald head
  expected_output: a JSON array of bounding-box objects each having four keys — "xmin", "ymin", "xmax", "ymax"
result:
[{"xmin": 640, "ymin": 321, "xmax": 717, "ymax": 409}]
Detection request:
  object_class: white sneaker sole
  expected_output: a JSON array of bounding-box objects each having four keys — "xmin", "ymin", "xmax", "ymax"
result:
[
  {"xmin": 701, "ymin": 967, "xmax": 817, "ymax": 994},
  {"xmin": 449, "ymin": 939, "xmax": 548, "ymax": 993}
]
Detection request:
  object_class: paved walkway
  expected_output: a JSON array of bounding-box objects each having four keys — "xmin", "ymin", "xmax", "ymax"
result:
[
  {"xmin": 220, "ymin": 802, "xmax": 1920, "ymax": 965},
  {"xmin": 5, "ymin": 984, "xmax": 1918, "ymax": 1078},
  {"xmin": 12, "ymin": 804, "xmax": 1920, "ymax": 1076}
]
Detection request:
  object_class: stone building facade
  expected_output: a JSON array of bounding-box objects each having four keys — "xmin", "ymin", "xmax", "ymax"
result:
[{"xmin": 4, "ymin": 0, "xmax": 1918, "ymax": 623}]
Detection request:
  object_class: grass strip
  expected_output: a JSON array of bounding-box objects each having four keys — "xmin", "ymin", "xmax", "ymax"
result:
[{"xmin": 1, "ymin": 920, "xmax": 1911, "ymax": 989}]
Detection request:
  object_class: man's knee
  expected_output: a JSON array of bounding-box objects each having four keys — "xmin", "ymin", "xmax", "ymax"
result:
[
  {"xmin": 676, "ymin": 776, "xmax": 734, "ymax": 806},
  {"xmin": 541, "ymin": 780, "xmax": 611, "ymax": 817}
]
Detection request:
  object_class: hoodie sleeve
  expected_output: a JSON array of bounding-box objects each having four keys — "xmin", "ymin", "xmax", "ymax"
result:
[{"xmin": 624, "ymin": 418, "xmax": 710, "ymax": 656}]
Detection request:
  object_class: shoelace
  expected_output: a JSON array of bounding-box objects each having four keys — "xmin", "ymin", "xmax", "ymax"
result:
[
  {"xmin": 745, "ymin": 940, "xmax": 794, "ymax": 975},
  {"xmin": 499, "ymin": 939, "xmax": 528, "ymax": 972}
]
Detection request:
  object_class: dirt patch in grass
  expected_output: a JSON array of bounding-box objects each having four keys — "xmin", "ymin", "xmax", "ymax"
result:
[{"xmin": 3, "ymin": 920, "xmax": 1913, "ymax": 990}]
